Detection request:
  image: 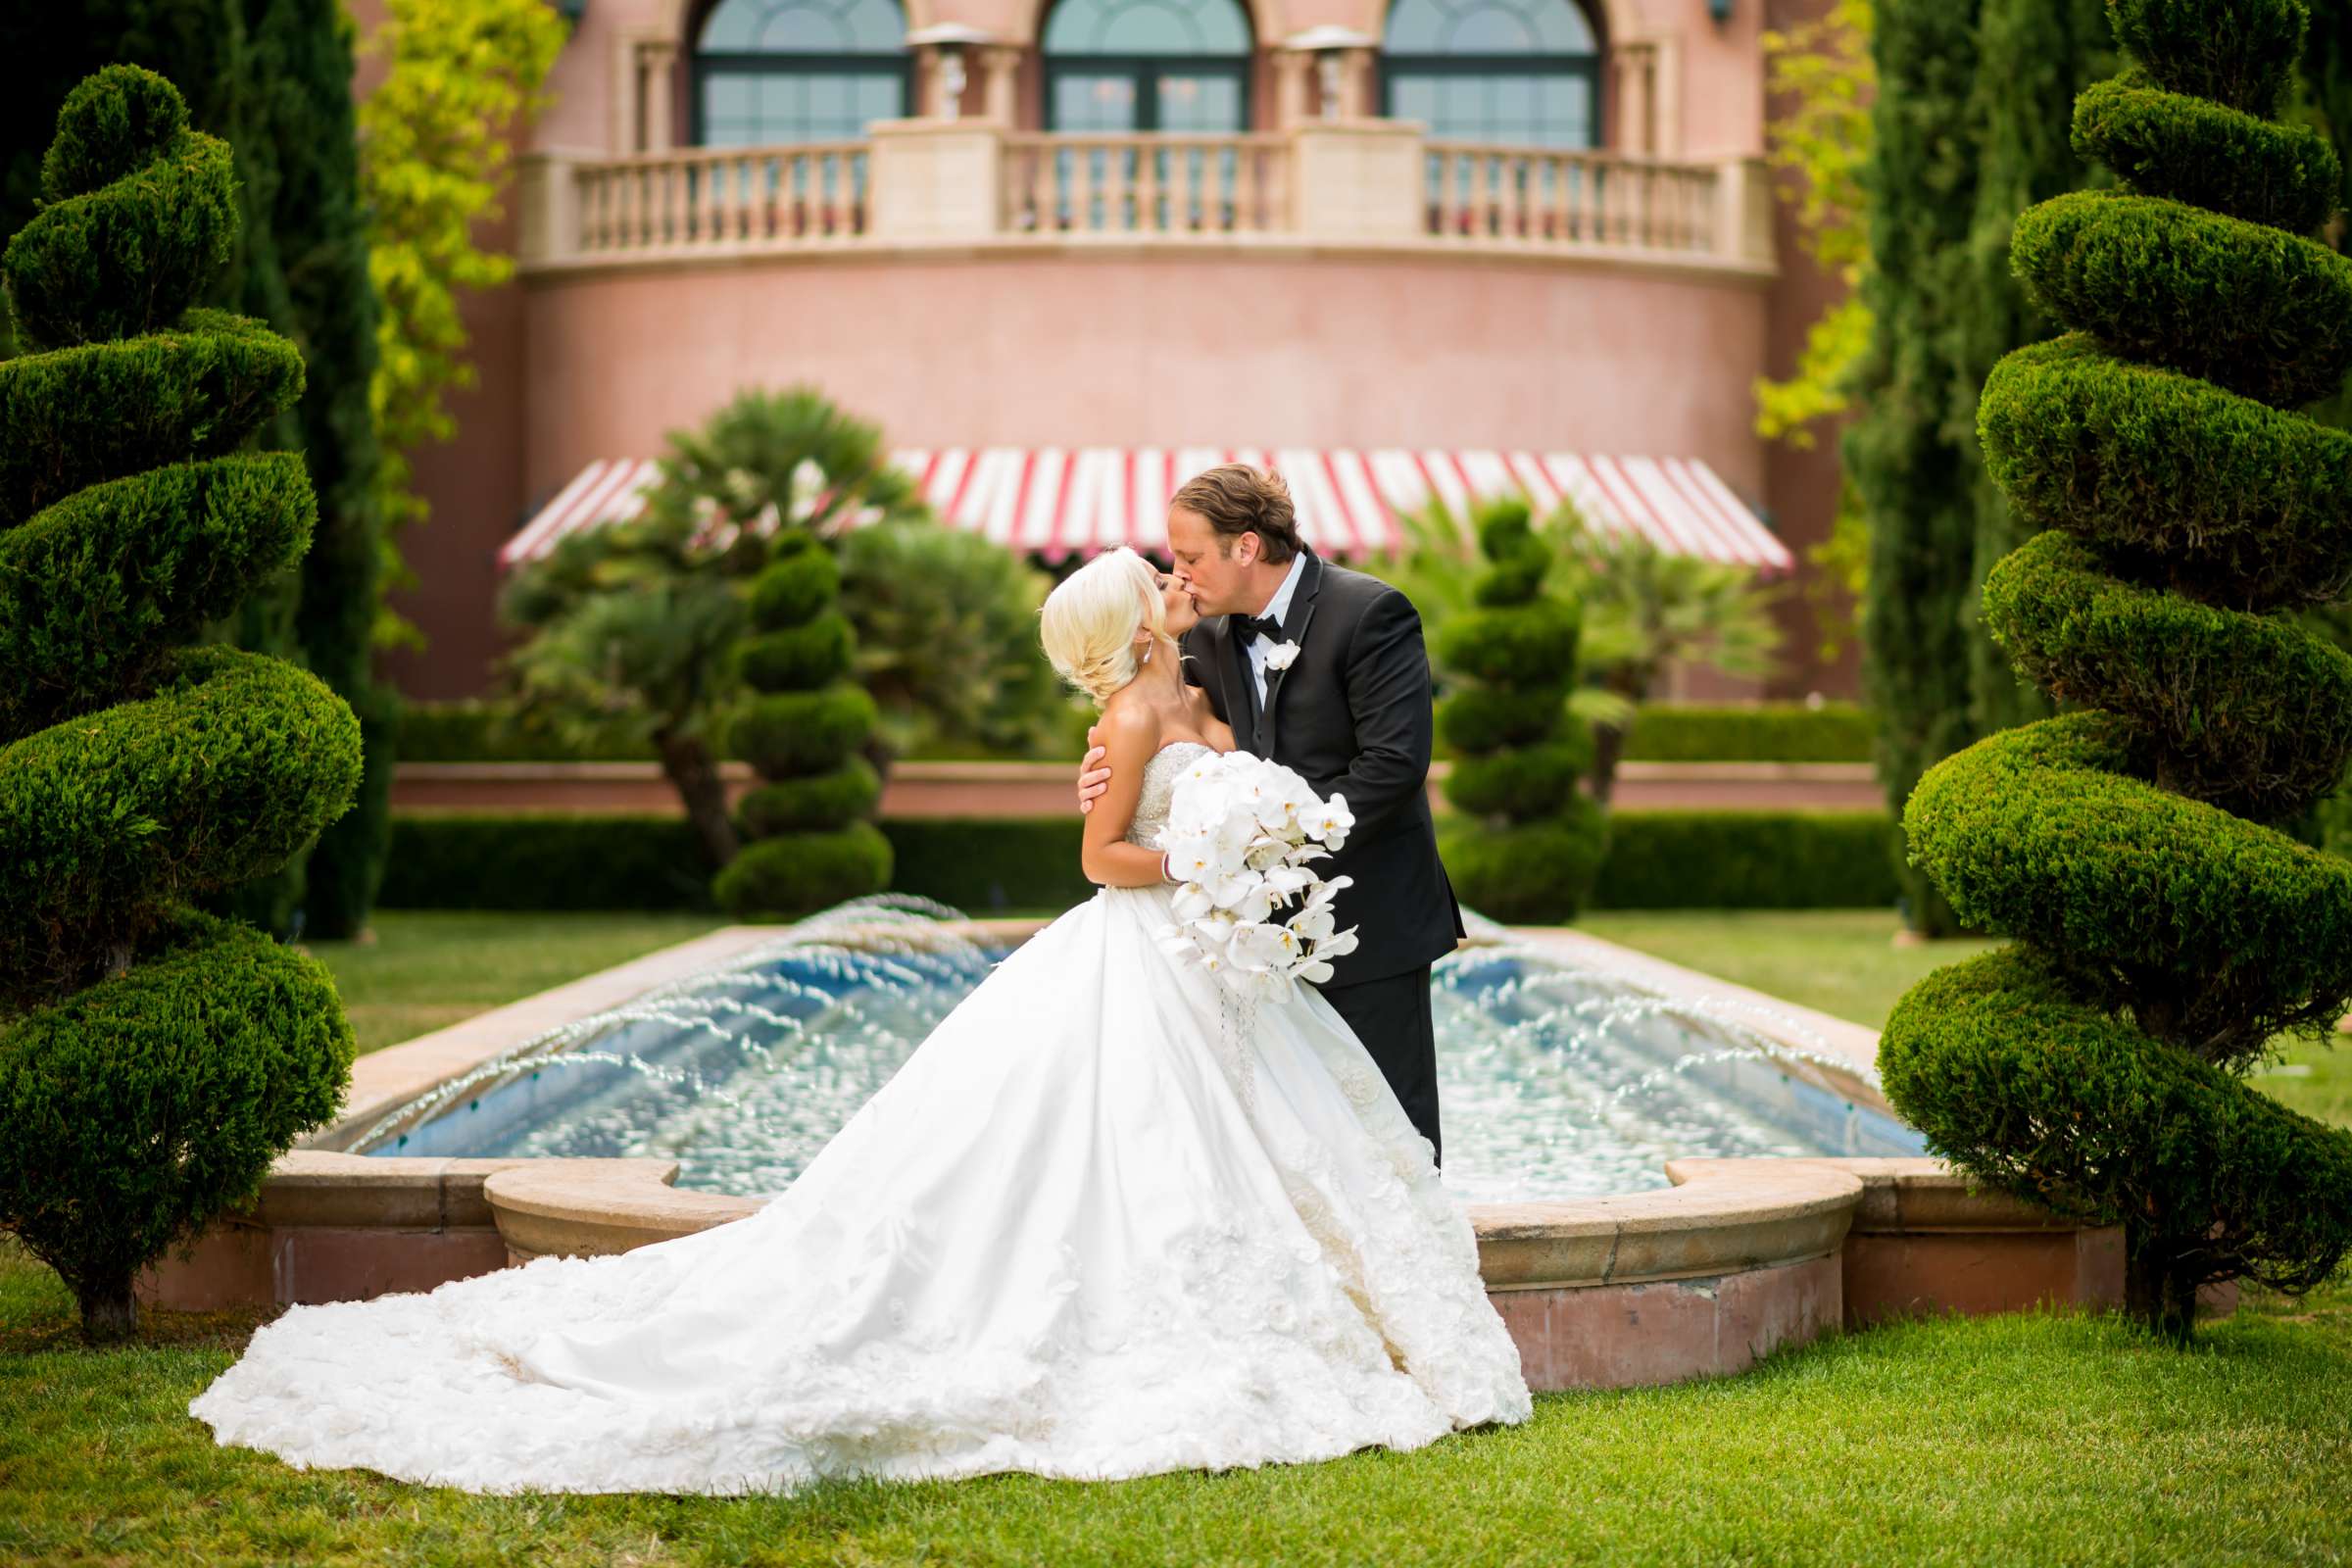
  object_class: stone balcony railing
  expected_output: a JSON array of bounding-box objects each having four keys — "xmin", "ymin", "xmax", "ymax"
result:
[{"xmin": 516, "ymin": 121, "xmax": 1776, "ymax": 276}]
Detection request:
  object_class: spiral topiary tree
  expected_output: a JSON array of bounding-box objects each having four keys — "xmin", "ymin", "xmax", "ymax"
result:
[
  {"xmin": 0, "ymin": 67, "xmax": 362, "ymax": 1342},
  {"xmin": 714, "ymin": 530, "xmax": 892, "ymax": 916},
  {"xmin": 1435, "ymin": 498, "xmax": 1608, "ymax": 922},
  {"xmin": 1880, "ymin": 0, "xmax": 2352, "ymax": 1345}
]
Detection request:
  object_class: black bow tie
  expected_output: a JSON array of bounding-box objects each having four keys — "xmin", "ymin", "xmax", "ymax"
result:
[{"xmin": 1234, "ymin": 613, "xmax": 1285, "ymax": 647}]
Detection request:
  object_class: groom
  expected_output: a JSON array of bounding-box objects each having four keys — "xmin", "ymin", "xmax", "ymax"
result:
[{"xmin": 1078, "ymin": 464, "xmax": 1464, "ymax": 1163}]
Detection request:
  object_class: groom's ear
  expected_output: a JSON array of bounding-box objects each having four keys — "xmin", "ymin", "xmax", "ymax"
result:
[{"xmin": 1235, "ymin": 530, "xmax": 1261, "ymax": 567}]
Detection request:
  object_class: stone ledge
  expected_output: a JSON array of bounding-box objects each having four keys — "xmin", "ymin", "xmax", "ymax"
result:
[
  {"xmin": 1472, "ymin": 1157, "xmax": 1861, "ymax": 1290},
  {"xmin": 488, "ymin": 1159, "xmax": 760, "ymax": 1260}
]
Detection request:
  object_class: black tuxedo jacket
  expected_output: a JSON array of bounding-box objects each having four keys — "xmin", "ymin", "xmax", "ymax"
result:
[{"xmin": 1180, "ymin": 550, "xmax": 1464, "ymax": 987}]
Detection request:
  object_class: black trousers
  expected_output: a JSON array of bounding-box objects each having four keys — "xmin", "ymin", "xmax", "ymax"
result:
[{"xmin": 1318, "ymin": 964, "xmax": 1442, "ymax": 1167}]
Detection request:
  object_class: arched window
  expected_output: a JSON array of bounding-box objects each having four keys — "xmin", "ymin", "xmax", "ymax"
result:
[
  {"xmin": 1041, "ymin": 0, "xmax": 1253, "ymax": 132},
  {"xmin": 1382, "ymin": 0, "xmax": 1599, "ymax": 147},
  {"xmin": 693, "ymin": 0, "xmax": 909, "ymax": 146}
]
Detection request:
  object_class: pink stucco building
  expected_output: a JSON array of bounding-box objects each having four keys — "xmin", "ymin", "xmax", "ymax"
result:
[{"xmin": 370, "ymin": 0, "xmax": 1851, "ymax": 702}]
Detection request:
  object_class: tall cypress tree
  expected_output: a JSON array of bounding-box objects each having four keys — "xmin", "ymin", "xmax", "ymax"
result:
[
  {"xmin": 1846, "ymin": 0, "xmax": 1985, "ymax": 938},
  {"xmin": 241, "ymin": 0, "xmax": 393, "ymax": 939},
  {"xmin": 1958, "ymin": 0, "xmax": 2115, "ymax": 736}
]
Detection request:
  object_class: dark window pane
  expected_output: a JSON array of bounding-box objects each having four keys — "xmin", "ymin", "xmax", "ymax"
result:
[
  {"xmin": 703, "ymin": 0, "xmax": 905, "ymax": 52},
  {"xmin": 1044, "ymin": 0, "xmax": 1250, "ymax": 56},
  {"xmin": 1384, "ymin": 0, "xmax": 1594, "ymax": 56}
]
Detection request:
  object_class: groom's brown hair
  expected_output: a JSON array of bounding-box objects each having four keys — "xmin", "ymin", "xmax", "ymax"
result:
[{"xmin": 1171, "ymin": 465, "xmax": 1302, "ymax": 564}]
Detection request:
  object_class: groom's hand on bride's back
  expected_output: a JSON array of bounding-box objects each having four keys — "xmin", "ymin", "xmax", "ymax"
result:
[{"xmin": 1077, "ymin": 728, "xmax": 1111, "ymax": 815}]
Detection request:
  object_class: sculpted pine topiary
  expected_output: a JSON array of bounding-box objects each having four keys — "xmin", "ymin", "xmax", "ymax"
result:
[
  {"xmin": 1880, "ymin": 0, "xmax": 2352, "ymax": 1345},
  {"xmin": 1434, "ymin": 499, "xmax": 1607, "ymax": 922},
  {"xmin": 0, "ymin": 67, "xmax": 362, "ymax": 1342},
  {"xmin": 714, "ymin": 530, "xmax": 892, "ymax": 916}
]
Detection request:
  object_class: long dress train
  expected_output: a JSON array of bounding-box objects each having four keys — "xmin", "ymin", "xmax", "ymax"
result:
[{"xmin": 189, "ymin": 741, "xmax": 1531, "ymax": 1494}]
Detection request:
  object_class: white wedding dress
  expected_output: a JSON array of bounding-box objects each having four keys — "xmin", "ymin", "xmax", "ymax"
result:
[{"xmin": 190, "ymin": 742, "xmax": 1531, "ymax": 1494}]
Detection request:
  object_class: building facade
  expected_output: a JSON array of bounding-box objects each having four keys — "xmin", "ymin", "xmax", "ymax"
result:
[{"xmin": 374, "ymin": 0, "xmax": 1851, "ymax": 701}]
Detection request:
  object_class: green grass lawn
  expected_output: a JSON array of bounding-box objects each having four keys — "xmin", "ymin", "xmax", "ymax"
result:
[
  {"xmin": 311, "ymin": 911, "xmax": 719, "ymax": 1055},
  {"xmin": 2, "ymin": 908, "xmax": 2346, "ymax": 1565}
]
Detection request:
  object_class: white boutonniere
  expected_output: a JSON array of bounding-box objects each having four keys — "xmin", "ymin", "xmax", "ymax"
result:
[{"xmin": 1263, "ymin": 640, "xmax": 1300, "ymax": 672}]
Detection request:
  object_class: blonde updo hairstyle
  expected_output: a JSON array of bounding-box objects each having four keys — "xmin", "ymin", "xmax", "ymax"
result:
[{"xmin": 1040, "ymin": 547, "xmax": 1168, "ymax": 708}]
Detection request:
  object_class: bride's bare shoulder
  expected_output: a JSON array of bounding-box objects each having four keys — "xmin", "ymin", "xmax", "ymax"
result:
[{"xmin": 1096, "ymin": 689, "xmax": 1163, "ymax": 752}]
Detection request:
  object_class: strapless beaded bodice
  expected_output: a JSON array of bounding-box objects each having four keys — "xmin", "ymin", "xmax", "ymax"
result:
[{"xmin": 1124, "ymin": 741, "xmax": 1219, "ymax": 848}]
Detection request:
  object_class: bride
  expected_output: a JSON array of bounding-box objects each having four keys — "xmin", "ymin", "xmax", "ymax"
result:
[{"xmin": 190, "ymin": 546, "xmax": 1531, "ymax": 1494}]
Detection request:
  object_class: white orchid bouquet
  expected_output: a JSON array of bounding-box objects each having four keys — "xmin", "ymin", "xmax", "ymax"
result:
[{"xmin": 1153, "ymin": 751, "xmax": 1361, "ymax": 1000}]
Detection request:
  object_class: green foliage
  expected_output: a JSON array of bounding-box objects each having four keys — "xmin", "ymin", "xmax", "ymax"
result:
[
  {"xmin": 839, "ymin": 519, "xmax": 1069, "ymax": 758},
  {"xmin": 0, "ymin": 310, "xmax": 302, "ymax": 530},
  {"xmin": 2, "ymin": 89, "xmax": 234, "ymax": 352},
  {"xmin": 1887, "ymin": 5, "xmax": 2352, "ymax": 1343},
  {"xmin": 2011, "ymin": 189, "xmax": 2352, "ymax": 409},
  {"xmin": 738, "ymin": 759, "xmax": 882, "ymax": 837},
  {"xmin": 0, "ymin": 453, "xmax": 315, "ymax": 742},
  {"xmin": 1434, "ymin": 499, "xmax": 1607, "ymax": 921},
  {"xmin": 1983, "ymin": 531, "xmax": 2352, "ymax": 816},
  {"xmin": 723, "ymin": 534, "xmax": 887, "ymax": 914},
  {"xmin": 380, "ymin": 814, "xmax": 719, "ymax": 911},
  {"xmin": 358, "ymin": 0, "xmax": 565, "ymax": 641},
  {"xmin": 730, "ymin": 685, "xmax": 880, "ymax": 780},
  {"xmin": 1980, "ymin": 334, "xmax": 2352, "ymax": 609},
  {"xmin": 378, "ymin": 814, "xmax": 1090, "ymax": 914},
  {"xmin": 1552, "ymin": 518, "xmax": 1784, "ymax": 803},
  {"xmin": 737, "ymin": 612, "xmax": 854, "ymax": 693},
  {"xmin": 1883, "ymin": 944, "xmax": 2352, "ymax": 1300},
  {"xmin": 1618, "ymin": 702, "xmax": 1876, "ymax": 762},
  {"xmin": 710, "ymin": 822, "xmax": 894, "ymax": 920},
  {"xmin": 1958, "ymin": 0, "xmax": 2114, "ymax": 739},
  {"xmin": 245, "ymin": 0, "xmax": 395, "ymax": 942},
  {"xmin": 0, "ymin": 908, "xmax": 353, "ymax": 1336},
  {"xmin": 2107, "ymin": 0, "xmax": 2306, "ymax": 115},
  {"xmin": 0, "ymin": 67, "xmax": 359, "ymax": 1342},
  {"xmin": 1756, "ymin": 0, "xmax": 1875, "ymax": 450},
  {"xmin": 1847, "ymin": 0, "xmax": 1993, "ymax": 937},
  {"xmin": 372, "ymin": 810, "xmax": 1895, "ymax": 916},
  {"xmin": 1589, "ymin": 810, "xmax": 1900, "ymax": 910},
  {"xmin": 2075, "ymin": 73, "xmax": 2341, "ymax": 230}
]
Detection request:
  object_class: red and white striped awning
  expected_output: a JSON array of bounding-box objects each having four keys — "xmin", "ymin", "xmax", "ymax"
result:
[{"xmin": 500, "ymin": 449, "xmax": 1792, "ymax": 573}]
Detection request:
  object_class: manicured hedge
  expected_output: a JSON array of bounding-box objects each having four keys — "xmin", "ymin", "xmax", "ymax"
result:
[
  {"xmin": 400, "ymin": 697, "xmax": 1885, "ymax": 766},
  {"xmin": 1587, "ymin": 809, "xmax": 1899, "ymax": 910},
  {"xmin": 381, "ymin": 809, "xmax": 1898, "ymax": 914},
  {"xmin": 1617, "ymin": 703, "xmax": 1875, "ymax": 763}
]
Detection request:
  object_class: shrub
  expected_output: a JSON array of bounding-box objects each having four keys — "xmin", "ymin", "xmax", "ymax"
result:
[
  {"xmin": 2072, "ymin": 72, "xmax": 2339, "ymax": 230},
  {"xmin": 1883, "ymin": 2, "xmax": 2352, "ymax": 1345},
  {"xmin": 1588, "ymin": 810, "xmax": 1899, "ymax": 909},
  {"xmin": 1617, "ymin": 703, "xmax": 1875, "ymax": 763},
  {"xmin": 1979, "ymin": 334, "xmax": 2352, "ymax": 610},
  {"xmin": 0, "ymin": 69, "xmax": 361, "ymax": 1343},
  {"xmin": 738, "ymin": 760, "xmax": 882, "ymax": 838},
  {"xmin": 1435, "ymin": 500, "xmax": 1607, "ymax": 921},
  {"xmin": 711, "ymin": 822, "xmax": 895, "ymax": 918},
  {"xmin": 718, "ymin": 533, "xmax": 888, "ymax": 915}
]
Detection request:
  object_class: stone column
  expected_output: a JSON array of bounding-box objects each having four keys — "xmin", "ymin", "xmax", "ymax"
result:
[
  {"xmin": 1289, "ymin": 121, "xmax": 1425, "ymax": 241},
  {"xmin": 867, "ymin": 121, "xmax": 1006, "ymax": 240},
  {"xmin": 1714, "ymin": 154, "xmax": 1777, "ymax": 269},
  {"xmin": 642, "ymin": 41, "xmax": 678, "ymax": 152},
  {"xmin": 515, "ymin": 148, "xmax": 593, "ymax": 268},
  {"xmin": 1614, "ymin": 42, "xmax": 1655, "ymax": 154},
  {"xmin": 1274, "ymin": 51, "xmax": 1313, "ymax": 128},
  {"xmin": 980, "ymin": 45, "xmax": 1024, "ymax": 126}
]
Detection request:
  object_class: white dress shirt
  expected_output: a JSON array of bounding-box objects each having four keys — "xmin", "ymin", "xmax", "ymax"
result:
[{"xmin": 1245, "ymin": 554, "xmax": 1308, "ymax": 708}]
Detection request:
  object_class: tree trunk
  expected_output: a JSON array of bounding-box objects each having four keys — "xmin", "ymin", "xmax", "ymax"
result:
[
  {"xmin": 656, "ymin": 727, "xmax": 740, "ymax": 868},
  {"xmin": 1590, "ymin": 721, "xmax": 1628, "ymax": 807},
  {"xmin": 2123, "ymin": 1221, "xmax": 2201, "ymax": 1348},
  {"xmin": 77, "ymin": 1271, "xmax": 137, "ymax": 1346}
]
